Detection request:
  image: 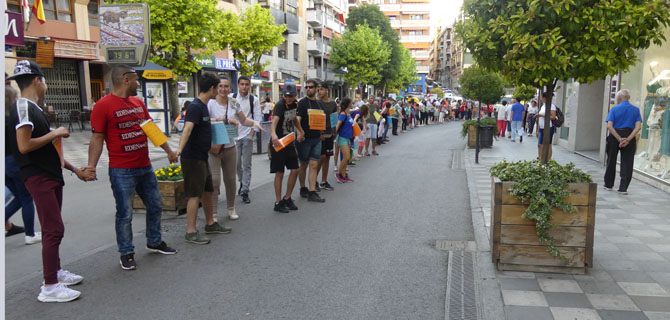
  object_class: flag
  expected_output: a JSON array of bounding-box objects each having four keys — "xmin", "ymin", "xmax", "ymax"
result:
[
  {"xmin": 22, "ymin": 0, "xmax": 30, "ymax": 23},
  {"xmin": 32, "ymin": 0, "xmax": 46, "ymax": 24}
]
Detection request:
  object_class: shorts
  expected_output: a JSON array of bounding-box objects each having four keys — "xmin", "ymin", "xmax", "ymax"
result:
[
  {"xmin": 366, "ymin": 124, "xmax": 378, "ymax": 139},
  {"xmin": 336, "ymin": 135, "xmax": 351, "ymax": 147},
  {"xmin": 321, "ymin": 136, "xmax": 334, "ymax": 156},
  {"xmin": 181, "ymin": 158, "xmax": 213, "ymax": 198},
  {"xmin": 297, "ymin": 138, "xmax": 322, "ymax": 163},
  {"xmin": 538, "ymin": 127, "xmax": 556, "ymax": 145},
  {"xmin": 270, "ymin": 143, "xmax": 299, "ymax": 173}
]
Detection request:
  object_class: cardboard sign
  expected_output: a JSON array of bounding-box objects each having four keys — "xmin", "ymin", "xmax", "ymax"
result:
[
  {"xmin": 373, "ymin": 111, "xmax": 381, "ymax": 121},
  {"xmin": 140, "ymin": 120, "xmax": 168, "ymax": 147},
  {"xmin": 211, "ymin": 122, "xmax": 230, "ymax": 145},
  {"xmin": 308, "ymin": 109, "xmax": 326, "ymax": 131},
  {"xmin": 273, "ymin": 132, "xmax": 295, "ymax": 152}
]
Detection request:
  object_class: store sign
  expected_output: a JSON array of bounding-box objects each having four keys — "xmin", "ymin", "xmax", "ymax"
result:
[
  {"xmin": 142, "ymin": 70, "xmax": 173, "ymax": 80},
  {"xmin": 100, "ymin": 3, "xmax": 151, "ymax": 66},
  {"xmin": 53, "ymin": 38, "xmax": 98, "ymax": 60},
  {"xmin": 215, "ymin": 58, "xmax": 240, "ymax": 71},
  {"xmin": 196, "ymin": 55, "xmax": 216, "ymax": 69},
  {"xmin": 5, "ymin": 11, "xmax": 24, "ymax": 47}
]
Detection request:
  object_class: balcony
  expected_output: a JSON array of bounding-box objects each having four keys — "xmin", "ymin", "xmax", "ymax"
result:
[
  {"xmin": 401, "ymin": 35, "xmax": 431, "ymax": 43},
  {"xmin": 412, "ymin": 50, "xmax": 430, "ymax": 59},
  {"xmin": 285, "ymin": 12, "xmax": 299, "ymax": 34},
  {"xmin": 307, "ymin": 38, "xmax": 324, "ymax": 54},
  {"xmin": 306, "ymin": 9, "xmax": 324, "ymax": 27},
  {"xmin": 307, "ymin": 67, "xmax": 323, "ymax": 80},
  {"xmin": 416, "ymin": 65, "xmax": 430, "ymax": 74},
  {"xmin": 324, "ymin": 68, "xmax": 343, "ymax": 83},
  {"xmin": 325, "ymin": 16, "xmax": 344, "ymax": 34}
]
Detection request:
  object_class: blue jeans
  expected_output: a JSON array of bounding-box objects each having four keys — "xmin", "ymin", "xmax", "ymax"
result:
[
  {"xmin": 109, "ymin": 165, "xmax": 162, "ymax": 255},
  {"xmin": 383, "ymin": 118, "xmax": 390, "ymax": 139},
  {"xmin": 5, "ymin": 156, "xmax": 36, "ymax": 236},
  {"xmin": 511, "ymin": 121, "xmax": 523, "ymax": 140}
]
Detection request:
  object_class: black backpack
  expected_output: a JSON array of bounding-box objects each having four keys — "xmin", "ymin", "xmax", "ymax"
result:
[
  {"xmin": 552, "ymin": 106, "xmax": 565, "ymax": 128},
  {"xmin": 233, "ymin": 93, "xmax": 256, "ymax": 118}
]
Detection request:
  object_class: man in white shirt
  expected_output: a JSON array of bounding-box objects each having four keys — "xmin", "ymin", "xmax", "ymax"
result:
[
  {"xmin": 536, "ymin": 92, "xmax": 558, "ymax": 160},
  {"xmin": 505, "ymin": 100, "xmax": 514, "ymax": 138},
  {"xmin": 231, "ymin": 76, "xmax": 262, "ymax": 204}
]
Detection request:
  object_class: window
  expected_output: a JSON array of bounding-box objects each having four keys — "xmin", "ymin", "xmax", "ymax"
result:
[
  {"xmin": 12, "ymin": 0, "xmax": 75, "ymax": 22},
  {"xmin": 88, "ymin": 0, "xmax": 100, "ymax": 27},
  {"xmin": 278, "ymin": 40, "xmax": 288, "ymax": 59},
  {"xmin": 7, "ymin": 0, "xmax": 22, "ymax": 13},
  {"xmin": 388, "ymin": 16, "xmax": 396, "ymax": 20},
  {"xmin": 293, "ymin": 43, "xmax": 299, "ymax": 62}
]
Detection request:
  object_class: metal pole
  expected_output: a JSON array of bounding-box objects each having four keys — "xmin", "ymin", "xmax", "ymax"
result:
[{"xmin": 475, "ymin": 100, "xmax": 481, "ymax": 164}]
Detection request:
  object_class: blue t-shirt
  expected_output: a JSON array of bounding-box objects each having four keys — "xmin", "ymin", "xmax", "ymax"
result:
[
  {"xmin": 606, "ymin": 101, "xmax": 642, "ymax": 129},
  {"xmin": 337, "ymin": 113, "xmax": 353, "ymax": 139},
  {"xmin": 511, "ymin": 103, "xmax": 525, "ymax": 121}
]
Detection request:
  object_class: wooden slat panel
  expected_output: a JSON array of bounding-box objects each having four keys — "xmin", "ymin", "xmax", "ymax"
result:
[
  {"xmin": 501, "ymin": 225, "xmax": 586, "ymax": 247},
  {"xmin": 491, "ymin": 179, "xmax": 503, "ymax": 263},
  {"xmin": 564, "ymin": 183, "xmax": 590, "ymax": 205},
  {"xmin": 497, "ymin": 263, "xmax": 585, "ymax": 275},
  {"xmin": 157, "ymin": 180, "xmax": 184, "ymax": 196},
  {"xmin": 585, "ymin": 183, "xmax": 597, "ymax": 267},
  {"xmin": 501, "ymin": 182, "xmax": 527, "ymax": 204},
  {"xmin": 499, "ymin": 245, "xmax": 585, "ymax": 267},
  {"xmin": 501, "ymin": 205, "xmax": 588, "ymax": 227}
]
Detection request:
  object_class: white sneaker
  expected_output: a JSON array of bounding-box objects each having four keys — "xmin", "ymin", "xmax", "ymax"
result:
[
  {"xmin": 37, "ymin": 283, "xmax": 81, "ymax": 303},
  {"xmin": 25, "ymin": 232, "xmax": 42, "ymax": 245},
  {"xmin": 57, "ymin": 269, "xmax": 83, "ymax": 286},
  {"xmin": 228, "ymin": 208, "xmax": 239, "ymax": 220}
]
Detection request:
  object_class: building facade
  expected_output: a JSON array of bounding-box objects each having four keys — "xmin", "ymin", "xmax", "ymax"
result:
[
  {"xmin": 447, "ymin": 10, "xmax": 472, "ymax": 93},
  {"xmin": 429, "ymin": 26, "xmax": 451, "ymax": 91}
]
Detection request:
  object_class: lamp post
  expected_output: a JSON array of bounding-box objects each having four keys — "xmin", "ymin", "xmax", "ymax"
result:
[{"xmin": 475, "ymin": 100, "xmax": 481, "ymax": 164}]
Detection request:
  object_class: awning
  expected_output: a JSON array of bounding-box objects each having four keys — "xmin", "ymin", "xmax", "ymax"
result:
[{"xmin": 136, "ymin": 62, "xmax": 173, "ymax": 80}]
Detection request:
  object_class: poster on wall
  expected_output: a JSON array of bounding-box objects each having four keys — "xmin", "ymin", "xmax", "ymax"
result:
[
  {"xmin": 145, "ymin": 82, "xmax": 164, "ymax": 110},
  {"xmin": 178, "ymin": 81, "xmax": 188, "ymax": 94},
  {"xmin": 148, "ymin": 110, "xmax": 169, "ymax": 135}
]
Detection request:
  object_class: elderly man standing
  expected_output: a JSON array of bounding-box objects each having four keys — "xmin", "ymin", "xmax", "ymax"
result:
[{"xmin": 604, "ymin": 89, "xmax": 642, "ymax": 195}]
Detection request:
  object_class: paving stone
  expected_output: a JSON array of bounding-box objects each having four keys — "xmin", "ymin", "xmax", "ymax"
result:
[
  {"xmin": 631, "ymin": 213, "xmax": 662, "ymax": 219},
  {"xmin": 627, "ymin": 230, "xmax": 665, "ymax": 238},
  {"xmin": 551, "ymin": 307, "xmax": 602, "ymax": 320},
  {"xmin": 607, "ymin": 236, "xmax": 642, "ymax": 244},
  {"xmin": 497, "ymin": 271, "xmax": 536, "ymax": 279},
  {"xmin": 637, "ymin": 237, "xmax": 670, "ymax": 244},
  {"xmin": 624, "ymin": 251, "xmax": 667, "ymax": 262},
  {"xmin": 607, "ymin": 271, "xmax": 654, "ymax": 283},
  {"xmin": 586, "ymin": 294, "xmax": 640, "ymax": 311},
  {"xmin": 505, "ymin": 306, "xmax": 554, "ymax": 320},
  {"xmin": 612, "ymin": 243, "xmax": 652, "ymax": 252},
  {"xmin": 596, "ymin": 204, "xmax": 621, "ymax": 209},
  {"xmin": 502, "ymin": 290, "xmax": 548, "ymax": 307},
  {"xmin": 618, "ymin": 282, "xmax": 670, "ymax": 297},
  {"xmin": 534, "ymin": 273, "xmax": 577, "ymax": 280},
  {"xmin": 539, "ymin": 279, "xmax": 584, "ymax": 293},
  {"xmin": 579, "ymin": 270, "xmax": 615, "ymax": 282},
  {"xmin": 499, "ymin": 278, "xmax": 542, "ymax": 291},
  {"xmin": 596, "ymin": 224, "xmax": 624, "ymax": 230},
  {"xmin": 647, "ymin": 272, "xmax": 670, "ymax": 284},
  {"xmin": 593, "ymin": 243, "xmax": 621, "ymax": 252},
  {"xmin": 612, "ymin": 219, "xmax": 644, "ymax": 225},
  {"xmin": 651, "ymin": 225, "xmax": 670, "ymax": 231},
  {"xmin": 629, "ymin": 296, "xmax": 670, "ymax": 312},
  {"xmin": 644, "ymin": 311, "xmax": 670, "ymax": 320},
  {"xmin": 594, "ymin": 259, "xmax": 639, "ymax": 271},
  {"xmin": 638, "ymin": 261, "xmax": 670, "ymax": 273},
  {"xmin": 544, "ymin": 292, "xmax": 594, "ymax": 308},
  {"xmin": 577, "ymin": 281, "xmax": 625, "ymax": 295},
  {"xmin": 596, "ymin": 310, "xmax": 649, "ymax": 320}
]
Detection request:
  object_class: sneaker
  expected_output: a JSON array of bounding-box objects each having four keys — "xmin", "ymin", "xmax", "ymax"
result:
[
  {"xmin": 5, "ymin": 223, "xmax": 24, "ymax": 237},
  {"xmin": 336, "ymin": 174, "xmax": 347, "ymax": 184},
  {"xmin": 300, "ymin": 187, "xmax": 309, "ymax": 198},
  {"xmin": 146, "ymin": 241, "xmax": 177, "ymax": 255},
  {"xmin": 320, "ymin": 181, "xmax": 334, "ymax": 191},
  {"xmin": 25, "ymin": 232, "xmax": 42, "ymax": 245},
  {"xmin": 617, "ymin": 190, "xmax": 628, "ymax": 195},
  {"xmin": 348, "ymin": 161, "xmax": 356, "ymax": 166},
  {"xmin": 372, "ymin": 151, "xmax": 379, "ymax": 156},
  {"xmin": 228, "ymin": 207, "xmax": 239, "ymax": 220},
  {"xmin": 315, "ymin": 183, "xmax": 321, "ymax": 192},
  {"xmin": 37, "ymin": 283, "xmax": 81, "ymax": 303},
  {"xmin": 603, "ymin": 186, "xmax": 613, "ymax": 191},
  {"xmin": 283, "ymin": 197, "xmax": 298, "ymax": 210},
  {"xmin": 204, "ymin": 222, "xmax": 232, "ymax": 234},
  {"xmin": 120, "ymin": 254, "xmax": 137, "ymax": 270},
  {"xmin": 185, "ymin": 231, "xmax": 210, "ymax": 245},
  {"xmin": 307, "ymin": 191, "xmax": 325, "ymax": 203},
  {"xmin": 241, "ymin": 193, "xmax": 251, "ymax": 204},
  {"xmin": 274, "ymin": 201, "xmax": 289, "ymax": 213},
  {"xmin": 520, "ymin": 136, "xmax": 523, "ymax": 143},
  {"xmin": 57, "ymin": 269, "xmax": 83, "ymax": 285},
  {"xmin": 334, "ymin": 167, "xmax": 339, "ymax": 172},
  {"xmin": 344, "ymin": 176, "xmax": 355, "ymax": 183},
  {"xmin": 238, "ymin": 185, "xmax": 243, "ymax": 196},
  {"xmin": 511, "ymin": 140, "xmax": 515, "ymax": 142}
]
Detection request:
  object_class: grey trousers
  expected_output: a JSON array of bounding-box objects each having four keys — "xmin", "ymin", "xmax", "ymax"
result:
[{"xmin": 236, "ymin": 137, "xmax": 254, "ymax": 194}]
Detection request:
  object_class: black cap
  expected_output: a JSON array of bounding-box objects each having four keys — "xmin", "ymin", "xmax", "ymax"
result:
[
  {"xmin": 283, "ymin": 83, "xmax": 297, "ymax": 96},
  {"xmin": 7, "ymin": 60, "xmax": 44, "ymax": 80}
]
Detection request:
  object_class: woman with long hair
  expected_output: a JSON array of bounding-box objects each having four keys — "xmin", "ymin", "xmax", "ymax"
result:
[
  {"xmin": 356, "ymin": 105, "xmax": 369, "ymax": 158},
  {"xmin": 335, "ymin": 98, "xmax": 354, "ymax": 183}
]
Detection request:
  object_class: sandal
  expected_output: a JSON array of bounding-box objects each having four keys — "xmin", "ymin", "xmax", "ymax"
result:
[{"xmin": 372, "ymin": 151, "xmax": 379, "ymax": 156}]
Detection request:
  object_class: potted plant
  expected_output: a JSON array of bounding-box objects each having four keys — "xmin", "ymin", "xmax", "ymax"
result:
[
  {"xmin": 461, "ymin": 117, "xmax": 497, "ymax": 148},
  {"xmin": 489, "ymin": 160, "xmax": 596, "ymax": 274},
  {"xmin": 132, "ymin": 163, "xmax": 187, "ymax": 215}
]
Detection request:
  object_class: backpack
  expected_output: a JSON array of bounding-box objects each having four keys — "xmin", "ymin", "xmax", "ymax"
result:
[
  {"xmin": 552, "ymin": 106, "xmax": 565, "ymax": 128},
  {"xmin": 233, "ymin": 93, "xmax": 256, "ymax": 118}
]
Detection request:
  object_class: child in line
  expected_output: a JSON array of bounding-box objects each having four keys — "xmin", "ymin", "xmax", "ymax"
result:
[{"xmin": 335, "ymin": 98, "xmax": 354, "ymax": 183}]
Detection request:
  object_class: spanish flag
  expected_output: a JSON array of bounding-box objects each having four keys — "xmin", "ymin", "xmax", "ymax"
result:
[{"xmin": 32, "ymin": 0, "xmax": 46, "ymax": 24}]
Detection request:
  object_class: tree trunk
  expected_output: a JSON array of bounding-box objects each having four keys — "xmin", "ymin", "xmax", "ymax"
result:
[
  {"xmin": 541, "ymin": 83, "xmax": 555, "ymax": 163},
  {"xmin": 168, "ymin": 79, "xmax": 180, "ymax": 132}
]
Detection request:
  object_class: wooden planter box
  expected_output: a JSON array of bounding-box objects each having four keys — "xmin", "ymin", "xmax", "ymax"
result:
[
  {"xmin": 132, "ymin": 179, "xmax": 187, "ymax": 216},
  {"xmin": 467, "ymin": 125, "xmax": 494, "ymax": 148},
  {"xmin": 491, "ymin": 177, "xmax": 597, "ymax": 274}
]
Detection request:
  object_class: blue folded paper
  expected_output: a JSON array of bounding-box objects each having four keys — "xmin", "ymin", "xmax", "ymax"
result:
[{"xmin": 211, "ymin": 122, "xmax": 230, "ymax": 145}]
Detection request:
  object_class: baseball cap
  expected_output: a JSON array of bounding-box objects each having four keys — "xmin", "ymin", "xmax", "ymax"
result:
[
  {"xmin": 7, "ymin": 60, "xmax": 44, "ymax": 80},
  {"xmin": 283, "ymin": 83, "xmax": 297, "ymax": 96}
]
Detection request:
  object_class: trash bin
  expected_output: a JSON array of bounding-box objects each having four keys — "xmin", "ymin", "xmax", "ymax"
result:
[
  {"xmin": 479, "ymin": 125, "xmax": 495, "ymax": 148},
  {"xmin": 255, "ymin": 121, "xmax": 273, "ymax": 154}
]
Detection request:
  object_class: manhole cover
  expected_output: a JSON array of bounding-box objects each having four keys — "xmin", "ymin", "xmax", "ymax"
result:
[
  {"xmin": 446, "ymin": 251, "xmax": 480, "ymax": 320},
  {"xmin": 435, "ymin": 240, "xmax": 476, "ymax": 252}
]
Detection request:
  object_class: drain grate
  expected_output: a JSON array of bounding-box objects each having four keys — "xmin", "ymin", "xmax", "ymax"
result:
[
  {"xmin": 445, "ymin": 251, "xmax": 480, "ymax": 320},
  {"xmin": 451, "ymin": 149, "xmax": 463, "ymax": 169},
  {"xmin": 436, "ymin": 240, "xmax": 477, "ymax": 252}
]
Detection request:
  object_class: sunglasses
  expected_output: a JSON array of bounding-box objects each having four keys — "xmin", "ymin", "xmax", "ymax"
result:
[{"xmin": 305, "ymin": 85, "xmax": 316, "ymax": 89}]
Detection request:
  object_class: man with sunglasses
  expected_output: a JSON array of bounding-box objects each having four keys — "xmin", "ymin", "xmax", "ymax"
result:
[
  {"xmin": 295, "ymin": 79, "xmax": 326, "ymax": 203},
  {"xmin": 88, "ymin": 65, "xmax": 178, "ymax": 271}
]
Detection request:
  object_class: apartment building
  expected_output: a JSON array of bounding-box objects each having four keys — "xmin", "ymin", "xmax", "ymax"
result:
[
  {"xmin": 375, "ymin": 0, "xmax": 432, "ymax": 93},
  {"xmin": 429, "ymin": 26, "xmax": 452, "ymax": 90},
  {"xmin": 448, "ymin": 10, "xmax": 472, "ymax": 92}
]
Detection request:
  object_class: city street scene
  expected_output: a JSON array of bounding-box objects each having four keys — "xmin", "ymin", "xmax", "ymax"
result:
[{"xmin": 4, "ymin": 0, "xmax": 670, "ymax": 319}]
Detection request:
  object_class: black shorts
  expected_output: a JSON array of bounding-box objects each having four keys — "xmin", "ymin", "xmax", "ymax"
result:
[
  {"xmin": 270, "ymin": 144, "xmax": 299, "ymax": 173},
  {"xmin": 321, "ymin": 136, "xmax": 334, "ymax": 156},
  {"xmin": 181, "ymin": 158, "xmax": 213, "ymax": 198}
]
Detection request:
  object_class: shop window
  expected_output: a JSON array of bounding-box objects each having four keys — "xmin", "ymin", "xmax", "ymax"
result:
[
  {"xmin": 6, "ymin": 0, "xmax": 22, "ymax": 13},
  {"xmin": 293, "ymin": 43, "xmax": 299, "ymax": 62},
  {"xmin": 88, "ymin": 0, "xmax": 100, "ymax": 27}
]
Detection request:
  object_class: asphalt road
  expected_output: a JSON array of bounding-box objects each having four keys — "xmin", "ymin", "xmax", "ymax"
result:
[{"xmin": 5, "ymin": 122, "xmax": 474, "ymax": 320}]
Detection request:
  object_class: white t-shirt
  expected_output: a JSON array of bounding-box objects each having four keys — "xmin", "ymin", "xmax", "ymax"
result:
[
  {"xmin": 528, "ymin": 105, "xmax": 539, "ymax": 114},
  {"xmin": 208, "ymin": 98, "xmax": 240, "ymax": 148},
  {"xmin": 505, "ymin": 104, "xmax": 513, "ymax": 121},
  {"xmin": 497, "ymin": 106, "xmax": 508, "ymax": 120},
  {"xmin": 262, "ymin": 102, "xmax": 272, "ymax": 115},
  {"xmin": 538, "ymin": 104, "xmax": 557, "ymax": 129}
]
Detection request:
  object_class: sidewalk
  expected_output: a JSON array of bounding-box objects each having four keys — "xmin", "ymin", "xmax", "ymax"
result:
[{"xmin": 465, "ymin": 133, "xmax": 670, "ymax": 320}]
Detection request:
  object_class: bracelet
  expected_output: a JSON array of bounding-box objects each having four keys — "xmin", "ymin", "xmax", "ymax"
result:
[{"xmin": 71, "ymin": 166, "xmax": 78, "ymax": 173}]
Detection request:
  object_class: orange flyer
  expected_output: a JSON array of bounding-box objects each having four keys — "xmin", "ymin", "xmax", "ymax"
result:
[
  {"xmin": 352, "ymin": 123, "xmax": 362, "ymax": 137},
  {"xmin": 140, "ymin": 120, "xmax": 168, "ymax": 147},
  {"xmin": 52, "ymin": 137, "xmax": 64, "ymax": 168},
  {"xmin": 273, "ymin": 132, "xmax": 295, "ymax": 152},
  {"xmin": 308, "ymin": 109, "xmax": 326, "ymax": 131}
]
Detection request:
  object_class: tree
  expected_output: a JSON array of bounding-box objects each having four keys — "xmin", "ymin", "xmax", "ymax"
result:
[
  {"xmin": 115, "ymin": 0, "xmax": 228, "ymax": 120},
  {"xmin": 331, "ymin": 23, "xmax": 391, "ymax": 88},
  {"xmin": 346, "ymin": 5, "xmax": 403, "ymax": 91},
  {"xmin": 457, "ymin": 0, "xmax": 670, "ymax": 162},
  {"xmin": 459, "ymin": 65, "xmax": 505, "ymax": 163},
  {"xmin": 224, "ymin": 4, "xmax": 286, "ymax": 76},
  {"xmin": 430, "ymin": 87, "xmax": 445, "ymax": 99},
  {"xmin": 513, "ymin": 84, "xmax": 537, "ymax": 102},
  {"xmin": 387, "ymin": 47, "xmax": 418, "ymax": 93}
]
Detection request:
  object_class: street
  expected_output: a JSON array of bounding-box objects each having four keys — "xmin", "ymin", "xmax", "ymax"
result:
[{"xmin": 5, "ymin": 123, "xmax": 474, "ymax": 319}]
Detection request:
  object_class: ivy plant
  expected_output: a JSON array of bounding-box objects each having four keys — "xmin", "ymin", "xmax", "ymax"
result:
[
  {"xmin": 461, "ymin": 117, "xmax": 498, "ymax": 138},
  {"xmin": 490, "ymin": 160, "xmax": 592, "ymax": 257}
]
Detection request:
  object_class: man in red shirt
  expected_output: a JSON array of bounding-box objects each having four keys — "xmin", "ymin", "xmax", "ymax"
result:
[{"xmin": 88, "ymin": 65, "xmax": 178, "ymax": 271}]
